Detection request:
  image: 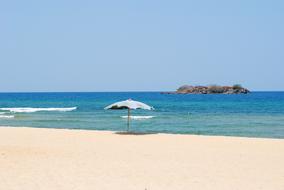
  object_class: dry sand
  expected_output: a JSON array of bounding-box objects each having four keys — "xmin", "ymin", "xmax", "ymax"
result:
[{"xmin": 0, "ymin": 126, "xmax": 284, "ymax": 190}]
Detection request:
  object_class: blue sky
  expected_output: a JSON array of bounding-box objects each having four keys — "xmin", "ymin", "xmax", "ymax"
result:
[{"xmin": 0, "ymin": 0, "xmax": 283, "ymax": 92}]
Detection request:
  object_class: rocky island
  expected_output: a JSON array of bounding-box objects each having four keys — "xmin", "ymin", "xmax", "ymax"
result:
[{"xmin": 162, "ymin": 84, "xmax": 250, "ymax": 94}]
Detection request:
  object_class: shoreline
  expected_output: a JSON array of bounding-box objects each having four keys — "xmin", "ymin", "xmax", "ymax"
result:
[
  {"xmin": 1, "ymin": 125, "xmax": 283, "ymax": 140},
  {"xmin": 1, "ymin": 126, "xmax": 284, "ymax": 190}
]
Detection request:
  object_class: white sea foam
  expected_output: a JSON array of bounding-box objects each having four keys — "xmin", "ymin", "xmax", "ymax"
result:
[
  {"xmin": 0, "ymin": 107, "xmax": 77, "ymax": 113},
  {"xmin": 0, "ymin": 115, "xmax": 15, "ymax": 119},
  {"xmin": 120, "ymin": 116, "xmax": 155, "ymax": 120}
]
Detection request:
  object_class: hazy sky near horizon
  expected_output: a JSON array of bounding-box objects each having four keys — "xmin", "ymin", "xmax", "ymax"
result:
[{"xmin": 1, "ymin": 0, "xmax": 283, "ymax": 92}]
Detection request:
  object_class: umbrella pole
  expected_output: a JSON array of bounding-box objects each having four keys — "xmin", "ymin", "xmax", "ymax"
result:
[{"xmin": 127, "ymin": 108, "xmax": 130, "ymax": 131}]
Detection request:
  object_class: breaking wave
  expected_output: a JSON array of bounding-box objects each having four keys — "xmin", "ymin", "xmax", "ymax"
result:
[
  {"xmin": 0, "ymin": 115, "xmax": 15, "ymax": 119},
  {"xmin": 120, "ymin": 116, "xmax": 155, "ymax": 120},
  {"xmin": 0, "ymin": 107, "xmax": 77, "ymax": 113}
]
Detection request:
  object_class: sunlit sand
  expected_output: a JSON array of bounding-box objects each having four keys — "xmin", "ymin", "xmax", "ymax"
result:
[{"xmin": 0, "ymin": 127, "xmax": 283, "ymax": 190}]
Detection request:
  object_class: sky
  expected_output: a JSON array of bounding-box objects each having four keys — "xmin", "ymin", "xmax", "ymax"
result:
[{"xmin": 0, "ymin": 0, "xmax": 283, "ymax": 92}]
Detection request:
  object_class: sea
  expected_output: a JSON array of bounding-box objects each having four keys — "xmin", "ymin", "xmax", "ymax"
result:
[{"xmin": 0, "ymin": 92, "xmax": 284, "ymax": 139}]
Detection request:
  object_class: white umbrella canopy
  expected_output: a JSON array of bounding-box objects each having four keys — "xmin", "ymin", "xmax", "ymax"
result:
[
  {"xmin": 104, "ymin": 99, "xmax": 153, "ymax": 110},
  {"xmin": 104, "ymin": 99, "xmax": 154, "ymax": 131}
]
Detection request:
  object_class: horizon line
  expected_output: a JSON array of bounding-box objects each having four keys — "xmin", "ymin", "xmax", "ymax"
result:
[{"xmin": 0, "ymin": 90, "xmax": 284, "ymax": 93}]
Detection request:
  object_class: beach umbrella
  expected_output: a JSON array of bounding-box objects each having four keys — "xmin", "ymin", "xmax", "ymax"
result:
[{"xmin": 104, "ymin": 99, "xmax": 154, "ymax": 131}]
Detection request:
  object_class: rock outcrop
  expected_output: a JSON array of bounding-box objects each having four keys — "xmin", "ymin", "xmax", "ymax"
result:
[{"xmin": 162, "ymin": 85, "xmax": 250, "ymax": 94}]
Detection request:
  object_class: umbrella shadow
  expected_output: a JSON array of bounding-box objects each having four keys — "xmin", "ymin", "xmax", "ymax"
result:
[{"xmin": 115, "ymin": 131, "xmax": 157, "ymax": 135}]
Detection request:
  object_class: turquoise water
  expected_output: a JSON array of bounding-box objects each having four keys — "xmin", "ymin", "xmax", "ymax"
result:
[{"xmin": 0, "ymin": 92, "xmax": 284, "ymax": 139}]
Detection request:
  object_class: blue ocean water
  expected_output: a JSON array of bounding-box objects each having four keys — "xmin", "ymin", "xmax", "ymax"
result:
[{"xmin": 0, "ymin": 92, "xmax": 284, "ymax": 139}]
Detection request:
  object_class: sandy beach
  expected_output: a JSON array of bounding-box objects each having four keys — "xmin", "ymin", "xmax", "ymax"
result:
[{"xmin": 0, "ymin": 127, "xmax": 283, "ymax": 190}]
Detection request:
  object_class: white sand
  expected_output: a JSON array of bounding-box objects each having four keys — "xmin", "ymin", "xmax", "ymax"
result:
[{"xmin": 0, "ymin": 126, "xmax": 283, "ymax": 190}]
